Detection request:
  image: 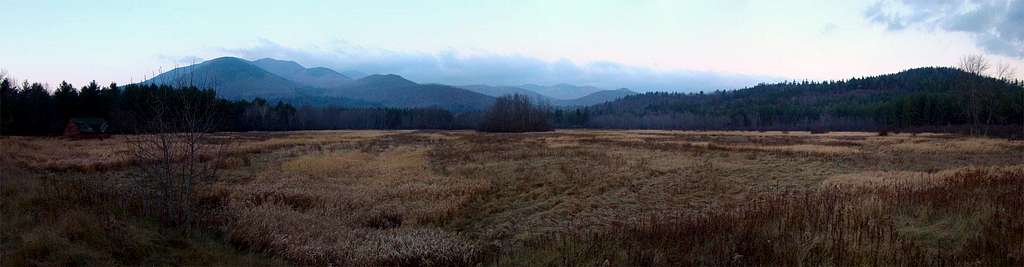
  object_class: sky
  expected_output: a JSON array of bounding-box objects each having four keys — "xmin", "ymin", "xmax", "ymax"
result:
[{"xmin": 1, "ymin": 0, "xmax": 1021, "ymax": 92}]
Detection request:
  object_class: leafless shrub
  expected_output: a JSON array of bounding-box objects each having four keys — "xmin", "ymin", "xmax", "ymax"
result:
[{"xmin": 124, "ymin": 89, "xmax": 226, "ymax": 229}]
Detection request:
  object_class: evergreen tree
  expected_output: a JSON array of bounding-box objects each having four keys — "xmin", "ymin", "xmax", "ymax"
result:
[
  {"xmin": 0, "ymin": 77, "xmax": 17, "ymax": 133},
  {"xmin": 54, "ymin": 81, "xmax": 79, "ymax": 121}
]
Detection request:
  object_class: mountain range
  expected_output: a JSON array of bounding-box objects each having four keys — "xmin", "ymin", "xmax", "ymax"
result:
[
  {"xmin": 457, "ymin": 85, "xmax": 636, "ymax": 107},
  {"xmin": 144, "ymin": 57, "xmax": 637, "ymax": 111},
  {"xmin": 251, "ymin": 58, "xmax": 352, "ymax": 88}
]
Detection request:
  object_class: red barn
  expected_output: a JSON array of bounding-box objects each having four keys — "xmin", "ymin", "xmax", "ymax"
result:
[{"xmin": 64, "ymin": 118, "xmax": 110, "ymax": 139}]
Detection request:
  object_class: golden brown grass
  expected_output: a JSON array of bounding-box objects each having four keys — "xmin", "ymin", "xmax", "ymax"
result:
[
  {"xmin": 502, "ymin": 165, "xmax": 1024, "ymax": 266},
  {"xmin": 887, "ymin": 137, "xmax": 1019, "ymax": 154},
  {"xmin": 0, "ymin": 165, "xmax": 286, "ymax": 266},
  {"xmin": 821, "ymin": 165, "xmax": 1024, "ymax": 188},
  {"xmin": 223, "ymin": 145, "xmax": 490, "ymax": 265},
  {"xmin": 2, "ymin": 130, "xmax": 1022, "ymax": 265},
  {"xmin": 0, "ymin": 130, "xmax": 398, "ymax": 172},
  {"xmin": 0, "ymin": 136, "xmax": 133, "ymax": 172}
]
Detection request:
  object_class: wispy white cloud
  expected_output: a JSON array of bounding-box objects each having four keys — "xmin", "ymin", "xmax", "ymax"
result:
[
  {"xmin": 865, "ymin": 0, "xmax": 1024, "ymax": 58},
  {"xmin": 156, "ymin": 55, "xmax": 206, "ymax": 66}
]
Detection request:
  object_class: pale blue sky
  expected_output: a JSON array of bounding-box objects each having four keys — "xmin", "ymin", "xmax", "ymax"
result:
[{"xmin": 1, "ymin": 0, "xmax": 1021, "ymax": 91}]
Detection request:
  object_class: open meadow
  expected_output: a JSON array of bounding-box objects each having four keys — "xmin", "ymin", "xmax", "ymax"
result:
[{"xmin": 2, "ymin": 130, "xmax": 1023, "ymax": 266}]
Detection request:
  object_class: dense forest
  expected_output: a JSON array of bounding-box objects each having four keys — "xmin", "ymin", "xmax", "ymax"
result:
[
  {"xmin": 572, "ymin": 67, "xmax": 1024, "ymax": 136},
  {"xmin": 1, "ymin": 67, "xmax": 1022, "ymax": 136},
  {"xmin": 478, "ymin": 94, "xmax": 552, "ymax": 132},
  {"xmin": 0, "ymin": 78, "xmax": 463, "ymax": 135}
]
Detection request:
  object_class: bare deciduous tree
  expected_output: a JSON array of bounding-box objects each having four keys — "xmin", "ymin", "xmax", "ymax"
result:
[
  {"xmin": 992, "ymin": 62, "xmax": 1023, "ymax": 138},
  {"xmin": 478, "ymin": 94, "xmax": 552, "ymax": 132},
  {"xmin": 959, "ymin": 55, "xmax": 990, "ymax": 75},
  {"xmin": 959, "ymin": 55, "xmax": 991, "ymax": 135},
  {"xmin": 994, "ymin": 62, "xmax": 1016, "ymax": 81},
  {"xmin": 125, "ymin": 88, "xmax": 225, "ymax": 230}
]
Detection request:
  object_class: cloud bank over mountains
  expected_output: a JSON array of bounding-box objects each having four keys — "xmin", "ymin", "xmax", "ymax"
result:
[
  {"xmin": 865, "ymin": 0, "xmax": 1024, "ymax": 58},
  {"xmin": 222, "ymin": 40, "xmax": 777, "ymax": 93}
]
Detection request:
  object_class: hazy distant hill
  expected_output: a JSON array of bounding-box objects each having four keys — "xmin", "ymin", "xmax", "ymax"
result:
[
  {"xmin": 553, "ymin": 88, "xmax": 637, "ymax": 106},
  {"xmin": 340, "ymin": 70, "xmax": 370, "ymax": 80},
  {"xmin": 146, "ymin": 57, "xmax": 495, "ymax": 111},
  {"xmin": 520, "ymin": 83, "xmax": 607, "ymax": 100},
  {"xmin": 251, "ymin": 58, "xmax": 352, "ymax": 88},
  {"xmin": 144, "ymin": 57, "xmax": 708, "ymax": 112},
  {"xmin": 325, "ymin": 75, "xmax": 495, "ymax": 111},
  {"xmin": 460, "ymin": 85, "xmax": 636, "ymax": 106},
  {"xmin": 145, "ymin": 57, "xmax": 303, "ymax": 99},
  {"xmin": 459, "ymin": 85, "xmax": 551, "ymax": 101},
  {"xmin": 460, "ymin": 85, "xmax": 547, "ymax": 99}
]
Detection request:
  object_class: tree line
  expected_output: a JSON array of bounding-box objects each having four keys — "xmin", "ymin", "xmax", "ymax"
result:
[
  {"xmin": 0, "ymin": 76, "xmax": 463, "ymax": 135},
  {"xmin": 478, "ymin": 94, "xmax": 552, "ymax": 132},
  {"xmin": 2, "ymin": 59, "xmax": 1021, "ymax": 136},
  {"xmin": 576, "ymin": 66, "xmax": 1024, "ymax": 137}
]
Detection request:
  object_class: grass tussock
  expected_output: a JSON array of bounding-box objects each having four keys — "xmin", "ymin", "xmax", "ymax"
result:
[
  {"xmin": 0, "ymin": 166, "xmax": 286, "ymax": 266},
  {"xmin": 222, "ymin": 146, "xmax": 490, "ymax": 265},
  {"xmin": 0, "ymin": 130, "xmax": 399, "ymax": 173},
  {"xmin": 0, "ymin": 136, "xmax": 133, "ymax": 172},
  {"xmin": 501, "ymin": 166, "xmax": 1024, "ymax": 266},
  {"xmin": 759, "ymin": 144, "xmax": 861, "ymax": 156},
  {"xmin": 4, "ymin": 130, "xmax": 1022, "ymax": 266},
  {"xmin": 888, "ymin": 137, "xmax": 1022, "ymax": 154},
  {"xmin": 820, "ymin": 166, "xmax": 1023, "ymax": 188}
]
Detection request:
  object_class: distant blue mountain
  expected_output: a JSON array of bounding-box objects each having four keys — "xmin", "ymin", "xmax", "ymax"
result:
[
  {"xmin": 519, "ymin": 83, "xmax": 607, "ymax": 100},
  {"xmin": 251, "ymin": 58, "xmax": 352, "ymax": 88},
  {"xmin": 145, "ymin": 57, "xmax": 303, "ymax": 99},
  {"xmin": 145, "ymin": 57, "xmax": 495, "ymax": 111},
  {"xmin": 459, "ymin": 84, "xmax": 636, "ymax": 106},
  {"xmin": 459, "ymin": 85, "xmax": 550, "ymax": 101},
  {"xmin": 340, "ymin": 70, "xmax": 370, "ymax": 80},
  {"xmin": 325, "ymin": 75, "xmax": 494, "ymax": 111},
  {"xmin": 553, "ymin": 88, "xmax": 637, "ymax": 106}
]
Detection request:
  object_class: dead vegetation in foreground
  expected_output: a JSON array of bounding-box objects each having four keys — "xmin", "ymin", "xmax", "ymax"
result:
[
  {"xmin": 1, "ymin": 130, "xmax": 1022, "ymax": 265},
  {"xmin": 503, "ymin": 166, "xmax": 1024, "ymax": 266}
]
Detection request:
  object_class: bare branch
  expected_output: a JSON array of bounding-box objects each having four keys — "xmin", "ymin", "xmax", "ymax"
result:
[
  {"xmin": 124, "ymin": 86, "xmax": 226, "ymax": 230},
  {"xmin": 994, "ymin": 62, "xmax": 1016, "ymax": 81},
  {"xmin": 959, "ymin": 55, "xmax": 990, "ymax": 76}
]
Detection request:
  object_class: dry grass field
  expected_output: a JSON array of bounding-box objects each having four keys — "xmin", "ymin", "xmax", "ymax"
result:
[{"xmin": 2, "ymin": 130, "xmax": 1022, "ymax": 265}]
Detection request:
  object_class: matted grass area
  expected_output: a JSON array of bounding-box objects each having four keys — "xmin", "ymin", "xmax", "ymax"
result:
[{"xmin": 2, "ymin": 130, "xmax": 1022, "ymax": 265}]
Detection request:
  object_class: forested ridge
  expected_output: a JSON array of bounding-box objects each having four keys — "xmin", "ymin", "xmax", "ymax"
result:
[
  {"xmin": 1, "ymin": 67, "xmax": 1022, "ymax": 136},
  {"xmin": 0, "ymin": 79, "xmax": 463, "ymax": 135},
  {"xmin": 576, "ymin": 67, "xmax": 1024, "ymax": 135}
]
